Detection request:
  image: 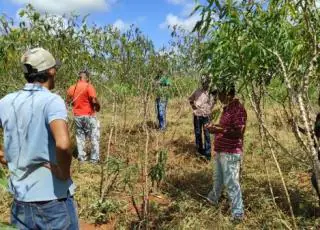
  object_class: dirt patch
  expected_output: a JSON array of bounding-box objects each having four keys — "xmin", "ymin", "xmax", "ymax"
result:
[
  {"xmin": 79, "ymin": 219, "xmax": 116, "ymax": 230},
  {"xmin": 148, "ymin": 193, "xmax": 171, "ymax": 206}
]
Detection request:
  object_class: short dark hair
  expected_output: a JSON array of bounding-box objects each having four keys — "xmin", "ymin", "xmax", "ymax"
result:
[
  {"xmin": 220, "ymin": 83, "xmax": 236, "ymax": 97},
  {"xmin": 23, "ymin": 64, "xmax": 49, "ymax": 83},
  {"xmin": 210, "ymin": 88, "xmax": 218, "ymax": 96},
  {"xmin": 79, "ymin": 70, "xmax": 90, "ymax": 77}
]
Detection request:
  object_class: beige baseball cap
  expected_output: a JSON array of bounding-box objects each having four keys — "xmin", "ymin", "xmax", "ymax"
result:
[{"xmin": 21, "ymin": 47, "xmax": 61, "ymax": 73}]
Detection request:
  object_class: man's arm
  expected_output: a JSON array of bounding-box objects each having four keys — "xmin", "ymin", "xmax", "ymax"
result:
[
  {"xmin": 206, "ymin": 107, "xmax": 247, "ymax": 138},
  {"xmin": 48, "ymin": 120, "xmax": 72, "ymax": 181},
  {"xmin": 66, "ymin": 94, "xmax": 73, "ymax": 105},
  {"xmin": 223, "ymin": 125, "xmax": 246, "ymax": 138},
  {"xmin": 90, "ymin": 97, "xmax": 101, "ymax": 112},
  {"xmin": 205, "ymin": 123, "xmax": 245, "ymax": 138},
  {"xmin": 88, "ymin": 84, "xmax": 100, "ymax": 112},
  {"xmin": 188, "ymin": 91, "xmax": 197, "ymax": 110},
  {"xmin": 66, "ymin": 87, "xmax": 73, "ymax": 105},
  {"xmin": 45, "ymin": 96, "xmax": 72, "ymax": 181},
  {"xmin": 0, "ymin": 149, "xmax": 7, "ymax": 166}
]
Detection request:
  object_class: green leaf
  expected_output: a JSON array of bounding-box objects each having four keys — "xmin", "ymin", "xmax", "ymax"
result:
[{"xmin": 0, "ymin": 223, "xmax": 17, "ymax": 230}]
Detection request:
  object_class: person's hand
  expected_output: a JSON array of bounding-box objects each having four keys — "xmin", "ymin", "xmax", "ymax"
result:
[
  {"xmin": 204, "ymin": 123, "xmax": 214, "ymax": 133},
  {"xmin": 43, "ymin": 163, "xmax": 70, "ymax": 181},
  {"xmin": 189, "ymin": 101, "xmax": 197, "ymax": 110},
  {"xmin": 0, "ymin": 150, "xmax": 7, "ymax": 165},
  {"xmin": 205, "ymin": 123, "xmax": 224, "ymax": 134}
]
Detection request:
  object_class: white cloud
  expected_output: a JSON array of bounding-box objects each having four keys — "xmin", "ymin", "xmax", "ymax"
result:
[
  {"xmin": 181, "ymin": 2, "xmax": 196, "ymax": 16},
  {"xmin": 113, "ymin": 19, "xmax": 130, "ymax": 32},
  {"xmin": 166, "ymin": 0, "xmax": 195, "ymax": 16},
  {"xmin": 160, "ymin": 13, "xmax": 200, "ymax": 32},
  {"xmin": 161, "ymin": 0, "xmax": 200, "ymax": 31},
  {"xmin": 167, "ymin": 0, "xmax": 186, "ymax": 4},
  {"xmin": 11, "ymin": 0, "xmax": 117, "ymax": 14}
]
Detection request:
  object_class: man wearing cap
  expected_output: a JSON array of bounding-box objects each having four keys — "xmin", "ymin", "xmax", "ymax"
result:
[
  {"xmin": 67, "ymin": 70, "xmax": 100, "ymax": 163},
  {"xmin": 0, "ymin": 48, "xmax": 79, "ymax": 229},
  {"xmin": 188, "ymin": 75, "xmax": 217, "ymax": 160}
]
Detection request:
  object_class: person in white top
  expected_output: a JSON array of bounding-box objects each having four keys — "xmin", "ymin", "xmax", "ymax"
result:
[{"xmin": 188, "ymin": 75, "xmax": 217, "ymax": 160}]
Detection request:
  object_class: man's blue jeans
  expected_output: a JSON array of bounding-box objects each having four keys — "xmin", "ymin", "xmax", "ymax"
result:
[
  {"xmin": 207, "ymin": 152, "xmax": 244, "ymax": 218},
  {"xmin": 193, "ymin": 115, "xmax": 211, "ymax": 159},
  {"xmin": 156, "ymin": 98, "xmax": 167, "ymax": 130},
  {"xmin": 11, "ymin": 195, "xmax": 79, "ymax": 230}
]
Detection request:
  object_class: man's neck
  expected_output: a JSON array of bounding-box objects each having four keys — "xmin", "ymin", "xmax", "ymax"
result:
[
  {"xmin": 31, "ymin": 81, "xmax": 50, "ymax": 90},
  {"xmin": 79, "ymin": 78, "xmax": 88, "ymax": 82},
  {"xmin": 226, "ymin": 97, "xmax": 236, "ymax": 105}
]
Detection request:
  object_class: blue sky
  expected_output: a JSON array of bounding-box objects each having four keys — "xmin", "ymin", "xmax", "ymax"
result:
[{"xmin": 0, "ymin": 0, "xmax": 201, "ymax": 49}]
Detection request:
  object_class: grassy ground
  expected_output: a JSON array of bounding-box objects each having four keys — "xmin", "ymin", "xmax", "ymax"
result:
[{"xmin": 0, "ymin": 97, "xmax": 320, "ymax": 229}]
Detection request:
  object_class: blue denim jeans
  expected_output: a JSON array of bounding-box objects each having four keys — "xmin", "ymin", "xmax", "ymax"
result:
[
  {"xmin": 193, "ymin": 115, "xmax": 211, "ymax": 159},
  {"xmin": 208, "ymin": 152, "xmax": 244, "ymax": 217},
  {"xmin": 155, "ymin": 98, "xmax": 167, "ymax": 130},
  {"xmin": 74, "ymin": 116, "xmax": 100, "ymax": 162},
  {"xmin": 11, "ymin": 195, "xmax": 79, "ymax": 230}
]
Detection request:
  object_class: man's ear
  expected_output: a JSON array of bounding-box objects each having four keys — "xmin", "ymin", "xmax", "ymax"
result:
[{"xmin": 47, "ymin": 67, "xmax": 56, "ymax": 77}]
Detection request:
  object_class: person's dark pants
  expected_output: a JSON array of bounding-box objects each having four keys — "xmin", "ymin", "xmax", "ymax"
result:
[
  {"xmin": 156, "ymin": 98, "xmax": 167, "ymax": 130},
  {"xmin": 193, "ymin": 115, "xmax": 211, "ymax": 159},
  {"xmin": 311, "ymin": 172, "xmax": 320, "ymax": 200},
  {"xmin": 11, "ymin": 195, "xmax": 79, "ymax": 230},
  {"xmin": 311, "ymin": 151, "xmax": 320, "ymax": 202}
]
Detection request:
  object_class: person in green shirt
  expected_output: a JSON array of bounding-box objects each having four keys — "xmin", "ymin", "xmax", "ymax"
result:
[{"xmin": 154, "ymin": 70, "xmax": 171, "ymax": 130}]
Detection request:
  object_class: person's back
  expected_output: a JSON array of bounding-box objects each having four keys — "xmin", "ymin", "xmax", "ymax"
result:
[
  {"xmin": 67, "ymin": 71, "xmax": 100, "ymax": 163},
  {"xmin": 0, "ymin": 84, "xmax": 74, "ymax": 201},
  {"xmin": 67, "ymin": 80, "xmax": 97, "ymax": 116},
  {"xmin": 155, "ymin": 75, "xmax": 171, "ymax": 101},
  {"xmin": 214, "ymin": 98, "xmax": 247, "ymax": 154}
]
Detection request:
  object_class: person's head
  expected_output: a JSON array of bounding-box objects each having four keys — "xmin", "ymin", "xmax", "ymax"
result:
[
  {"xmin": 200, "ymin": 75, "xmax": 211, "ymax": 90},
  {"xmin": 78, "ymin": 70, "xmax": 90, "ymax": 82},
  {"xmin": 209, "ymin": 88, "xmax": 218, "ymax": 97},
  {"xmin": 218, "ymin": 84, "xmax": 236, "ymax": 104},
  {"xmin": 21, "ymin": 47, "xmax": 61, "ymax": 90},
  {"xmin": 155, "ymin": 69, "xmax": 163, "ymax": 80}
]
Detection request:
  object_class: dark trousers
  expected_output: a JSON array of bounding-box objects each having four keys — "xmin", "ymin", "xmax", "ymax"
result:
[
  {"xmin": 156, "ymin": 98, "xmax": 167, "ymax": 130},
  {"xmin": 193, "ymin": 115, "xmax": 211, "ymax": 159},
  {"xmin": 311, "ymin": 172, "xmax": 320, "ymax": 200}
]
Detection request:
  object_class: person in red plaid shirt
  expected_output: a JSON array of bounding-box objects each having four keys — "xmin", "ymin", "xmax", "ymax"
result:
[{"xmin": 205, "ymin": 84, "xmax": 247, "ymax": 222}]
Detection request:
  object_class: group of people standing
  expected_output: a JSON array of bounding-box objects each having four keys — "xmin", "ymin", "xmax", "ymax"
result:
[
  {"xmin": 0, "ymin": 47, "xmax": 247, "ymax": 229},
  {"xmin": 153, "ymin": 72, "xmax": 247, "ymax": 222}
]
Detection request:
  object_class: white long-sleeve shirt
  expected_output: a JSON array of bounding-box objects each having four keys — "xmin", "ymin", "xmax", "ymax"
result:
[{"xmin": 189, "ymin": 88, "xmax": 216, "ymax": 117}]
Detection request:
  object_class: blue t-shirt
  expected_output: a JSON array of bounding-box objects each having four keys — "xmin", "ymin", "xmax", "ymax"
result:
[{"xmin": 0, "ymin": 83, "xmax": 75, "ymax": 202}]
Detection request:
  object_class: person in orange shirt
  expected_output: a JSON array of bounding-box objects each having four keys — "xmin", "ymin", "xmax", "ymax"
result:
[{"xmin": 67, "ymin": 70, "xmax": 101, "ymax": 163}]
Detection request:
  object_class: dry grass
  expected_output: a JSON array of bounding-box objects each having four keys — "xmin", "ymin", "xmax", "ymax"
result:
[{"xmin": 1, "ymin": 97, "xmax": 320, "ymax": 229}]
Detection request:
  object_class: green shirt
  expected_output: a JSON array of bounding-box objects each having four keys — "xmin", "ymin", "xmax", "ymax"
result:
[{"xmin": 155, "ymin": 76, "xmax": 171, "ymax": 100}]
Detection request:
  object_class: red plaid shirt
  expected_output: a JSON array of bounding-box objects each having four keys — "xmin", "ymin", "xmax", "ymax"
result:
[{"xmin": 214, "ymin": 99, "xmax": 247, "ymax": 154}]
